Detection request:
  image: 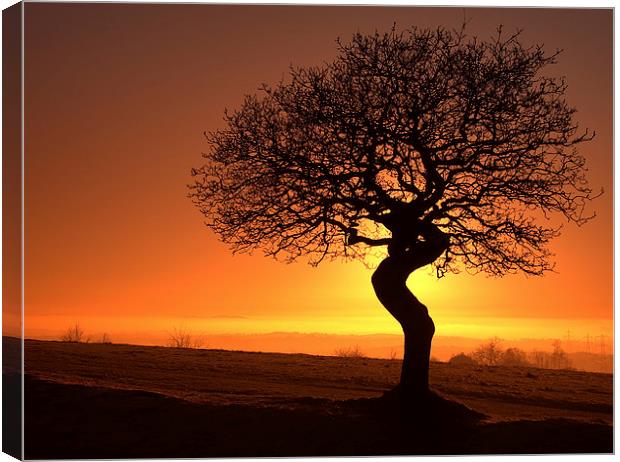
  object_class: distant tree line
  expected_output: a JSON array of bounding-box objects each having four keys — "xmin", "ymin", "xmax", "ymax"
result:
[
  {"xmin": 449, "ymin": 337, "xmax": 572, "ymax": 370},
  {"xmin": 59, "ymin": 323, "xmax": 208, "ymax": 349},
  {"xmin": 60, "ymin": 323, "xmax": 112, "ymax": 344}
]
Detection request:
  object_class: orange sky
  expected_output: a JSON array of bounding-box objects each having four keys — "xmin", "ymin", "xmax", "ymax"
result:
[{"xmin": 19, "ymin": 5, "xmax": 612, "ymax": 347}]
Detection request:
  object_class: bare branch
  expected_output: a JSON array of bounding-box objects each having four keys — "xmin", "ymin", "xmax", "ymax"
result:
[{"xmin": 189, "ymin": 25, "xmax": 597, "ymax": 276}]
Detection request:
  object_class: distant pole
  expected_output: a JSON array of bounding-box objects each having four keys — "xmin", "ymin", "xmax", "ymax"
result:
[
  {"xmin": 564, "ymin": 330, "xmax": 572, "ymax": 352},
  {"xmin": 584, "ymin": 333, "xmax": 591, "ymax": 354}
]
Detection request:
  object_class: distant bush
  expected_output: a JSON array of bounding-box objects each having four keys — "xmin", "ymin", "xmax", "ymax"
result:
[
  {"xmin": 334, "ymin": 345, "xmax": 366, "ymax": 358},
  {"xmin": 449, "ymin": 352, "xmax": 478, "ymax": 366},
  {"xmin": 499, "ymin": 347, "xmax": 530, "ymax": 367},
  {"xmin": 98, "ymin": 333, "xmax": 112, "ymax": 344},
  {"xmin": 167, "ymin": 326, "xmax": 203, "ymax": 349},
  {"xmin": 61, "ymin": 323, "xmax": 88, "ymax": 343}
]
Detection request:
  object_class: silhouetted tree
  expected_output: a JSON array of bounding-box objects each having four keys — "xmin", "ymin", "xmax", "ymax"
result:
[
  {"xmin": 190, "ymin": 26, "xmax": 597, "ymax": 401},
  {"xmin": 167, "ymin": 326, "xmax": 204, "ymax": 349},
  {"xmin": 551, "ymin": 339, "xmax": 572, "ymax": 369},
  {"xmin": 528, "ymin": 343, "xmax": 572, "ymax": 370},
  {"xmin": 472, "ymin": 337, "xmax": 504, "ymax": 366},
  {"xmin": 529, "ymin": 350, "xmax": 549, "ymax": 369},
  {"xmin": 61, "ymin": 323, "xmax": 87, "ymax": 343}
]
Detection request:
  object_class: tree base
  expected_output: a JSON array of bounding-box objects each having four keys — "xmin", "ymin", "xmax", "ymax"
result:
[{"xmin": 375, "ymin": 385, "xmax": 487, "ymax": 425}]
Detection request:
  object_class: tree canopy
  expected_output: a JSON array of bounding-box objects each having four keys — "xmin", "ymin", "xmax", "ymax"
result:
[{"xmin": 190, "ymin": 26, "xmax": 596, "ymax": 277}]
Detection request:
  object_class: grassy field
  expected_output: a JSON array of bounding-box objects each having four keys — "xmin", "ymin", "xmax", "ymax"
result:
[{"xmin": 15, "ymin": 337, "xmax": 612, "ymax": 457}]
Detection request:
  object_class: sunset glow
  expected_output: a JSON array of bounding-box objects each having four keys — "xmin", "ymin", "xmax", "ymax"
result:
[{"xmin": 20, "ymin": 5, "xmax": 612, "ymax": 357}]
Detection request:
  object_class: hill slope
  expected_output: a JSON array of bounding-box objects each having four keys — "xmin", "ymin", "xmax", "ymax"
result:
[{"xmin": 17, "ymin": 337, "xmax": 612, "ymax": 457}]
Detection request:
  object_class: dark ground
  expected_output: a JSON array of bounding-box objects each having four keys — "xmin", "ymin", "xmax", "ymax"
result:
[
  {"xmin": 15, "ymin": 337, "xmax": 613, "ymax": 458},
  {"xmin": 2, "ymin": 336, "xmax": 21, "ymax": 459},
  {"xmin": 22, "ymin": 375, "xmax": 612, "ymax": 458}
]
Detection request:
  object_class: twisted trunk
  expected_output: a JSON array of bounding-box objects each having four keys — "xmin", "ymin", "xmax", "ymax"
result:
[{"xmin": 372, "ymin": 227, "xmax": 449, "ymax": 397}]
